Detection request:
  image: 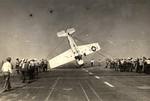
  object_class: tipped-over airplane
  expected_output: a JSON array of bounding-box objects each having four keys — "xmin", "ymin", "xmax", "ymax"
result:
[{"xmin": 49, "ymin": 28, "xmax": 101, "ymax": 68}]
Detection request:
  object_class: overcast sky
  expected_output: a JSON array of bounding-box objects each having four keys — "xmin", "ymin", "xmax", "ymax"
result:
[{"xmin": 0, "ymin": 0, "xmax": 150, "ymax": 60}]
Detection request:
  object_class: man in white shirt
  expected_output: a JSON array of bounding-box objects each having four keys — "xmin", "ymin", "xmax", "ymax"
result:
[{"xmin": 1, "ymin": 57, "xmax": 13, "ymax": 91}]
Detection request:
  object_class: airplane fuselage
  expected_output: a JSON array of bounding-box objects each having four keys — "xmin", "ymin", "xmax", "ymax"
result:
[{"xmin": 67, "ymin": 33, "xmax": 84, "ymax": 66}]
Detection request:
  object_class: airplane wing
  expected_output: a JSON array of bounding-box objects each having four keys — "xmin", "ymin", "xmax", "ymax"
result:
[
  {"xmin": 49, "ymin": 49, "xmax": 75, "ymax": 69},
  {"xmin": 78, "ymin": 43, "xmax": 101, "ymax": 56}
]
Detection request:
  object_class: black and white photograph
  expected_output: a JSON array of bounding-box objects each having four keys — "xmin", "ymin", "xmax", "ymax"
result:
[{"xmin": 0, "ymin": 0, "xmax": 150, "ymax": 101}]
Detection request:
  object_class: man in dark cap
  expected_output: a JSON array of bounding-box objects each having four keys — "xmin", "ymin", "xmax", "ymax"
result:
[{"xmin": 1, "ymin": 57, "xmax": 13, "ymax": 92}]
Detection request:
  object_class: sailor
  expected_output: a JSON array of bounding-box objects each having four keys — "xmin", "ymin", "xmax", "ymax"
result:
[
  {"xmin": 105, "ymin": 60, "xmax": 109, "ymax": 68},
  {"xmin": 20, "ymin": 59, "xmax": 28, "ymax": 83},
  {"xmin": 126, "ymin": 58, "xmax": 131, "ymax": 72},
  {"xmin": 91, "ymin": 59, "xmax": 94, "ymax": 67},
  {"xmin": 135, "ymin": 58, "xmax": 140, "ymax": 73},
  {"xmin": 114, "ymin": 59, "xmax": 119, "ymax": 71},
  {"xmin": 139, "ymin": 58, "xmax": 143, "ymax": 73},
  {"xmin": 118, "ymin": 59, "xmax": 121, "ymax": 71},
  {"xmin": 1, "ymin": 57, "xmax": 13, "ymax": 91},
  {"xmin": 34, "ymin": 60, "xmax": 39, "ymax": 79},
  {"xmin": 120, "ymin": 59, "xmax": 124, "ymax": 72},
  {"xmin": 15, "ymin": 58, "xmax": 20, "ymax": 74},
  {"xmin": 39, "ymin": 60, "xmax": 43, "ymax": 72},
  {"xmin": 129, "ymin": 58, "xmax": 134, "ymax": 72},
  {"xmin": 29, "ymin": 59, "xmax": 35, "ymax": 80},
  {"xmin": 41, "ymin": 59, "xmax": 45, "ymax": 72},
  {"xmin": 42, "ymin": 59, "xmax": 48, "ymax": 72},
  {"xmin": 145, "ymin": 58, "xmax": 150, "ymax": 74},
  {"xmin": 43, "ymin": 60, "xmax": 48, "ymax": 72}
]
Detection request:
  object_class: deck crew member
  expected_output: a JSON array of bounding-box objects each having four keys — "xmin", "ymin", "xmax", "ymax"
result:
[{"xmin": 1, "ymin": 57, "xmax": 13, "ymax": 91}]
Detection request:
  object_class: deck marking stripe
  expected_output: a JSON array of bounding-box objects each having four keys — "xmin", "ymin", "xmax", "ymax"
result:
[
  {"xmin": 137, "ymin": 86, "xmax": 150, "ymax": 89},
  {"xmin": 79, "ymin": 82, "xmax": 90, "ymax": 101},
  {"xmin": 82, "ymin": 69, "xmax": 88, "ymax": 72},
  {"xmin": 45, "ymin": 77, "xmax": 59, "ymax": 101},
  {"xmin": 89, "ymin": 72, "xmax": 93, "ymax": 75},
  {"xmin": 104, "ymin": 82, "xmax": 114, "ymax": 88},
  {"xmin": 95, "ymin": 76, "xmax": 100, "ymax": 79},
  {"xmin": 86, "ymin": 80, "xmax": 103, "ymax": 101}
]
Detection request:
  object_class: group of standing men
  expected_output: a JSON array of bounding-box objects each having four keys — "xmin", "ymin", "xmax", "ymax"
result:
[
  {"xmin": 106, "ymin": 57, "xmax": 150, "ymax": 74},
  {"xmin": 15, "ymin": 58, "xmax": 48, "ymax": 83},
  {"xmin": 1, "ymin": 57, "xmax": 48, "ymax": 92}
]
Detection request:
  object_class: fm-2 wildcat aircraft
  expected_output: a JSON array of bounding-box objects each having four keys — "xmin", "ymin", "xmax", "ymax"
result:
[{"xmin": 49, "ymin": 28, "xmax": 101, "ymax": 68}]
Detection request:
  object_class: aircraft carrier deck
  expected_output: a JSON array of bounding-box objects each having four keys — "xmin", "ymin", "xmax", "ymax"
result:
[{"xmin": 0, "ymin": 66, "xmax": 150, "ymax": 101}]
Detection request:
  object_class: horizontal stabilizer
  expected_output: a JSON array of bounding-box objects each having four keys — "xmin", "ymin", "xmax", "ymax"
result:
[
  {"xmin": 57, "ymin": 30, "xmax": 67, "ymax": 37},
  {"xmin": 66, "ymin": 28, "xmax": 75, "ymax": 35},
  {"xmin": 57, "ymin": 28, "xmax": 75, "ymax": 37}
]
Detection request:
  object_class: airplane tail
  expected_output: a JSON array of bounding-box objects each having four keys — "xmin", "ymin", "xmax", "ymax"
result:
[
  {"xmin": 57, "ymin": 30, "xmax": 67, "ymax": 37},
  {"xmin": 57, "ymin": 28, "xmax": 75, "ymax": 37}
]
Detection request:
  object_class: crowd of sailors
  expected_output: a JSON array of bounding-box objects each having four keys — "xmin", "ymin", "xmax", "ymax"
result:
[
  {"xmin": 1, "ymin": 57, "xmax": 48, "ymax": 92},
  {"xmin": 105, "ymin": 57, "xmax": 150, "ymax": 74},
  {"xmin": 15, "ymin": 58, "xmax": 48, "ymax": 83}
]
